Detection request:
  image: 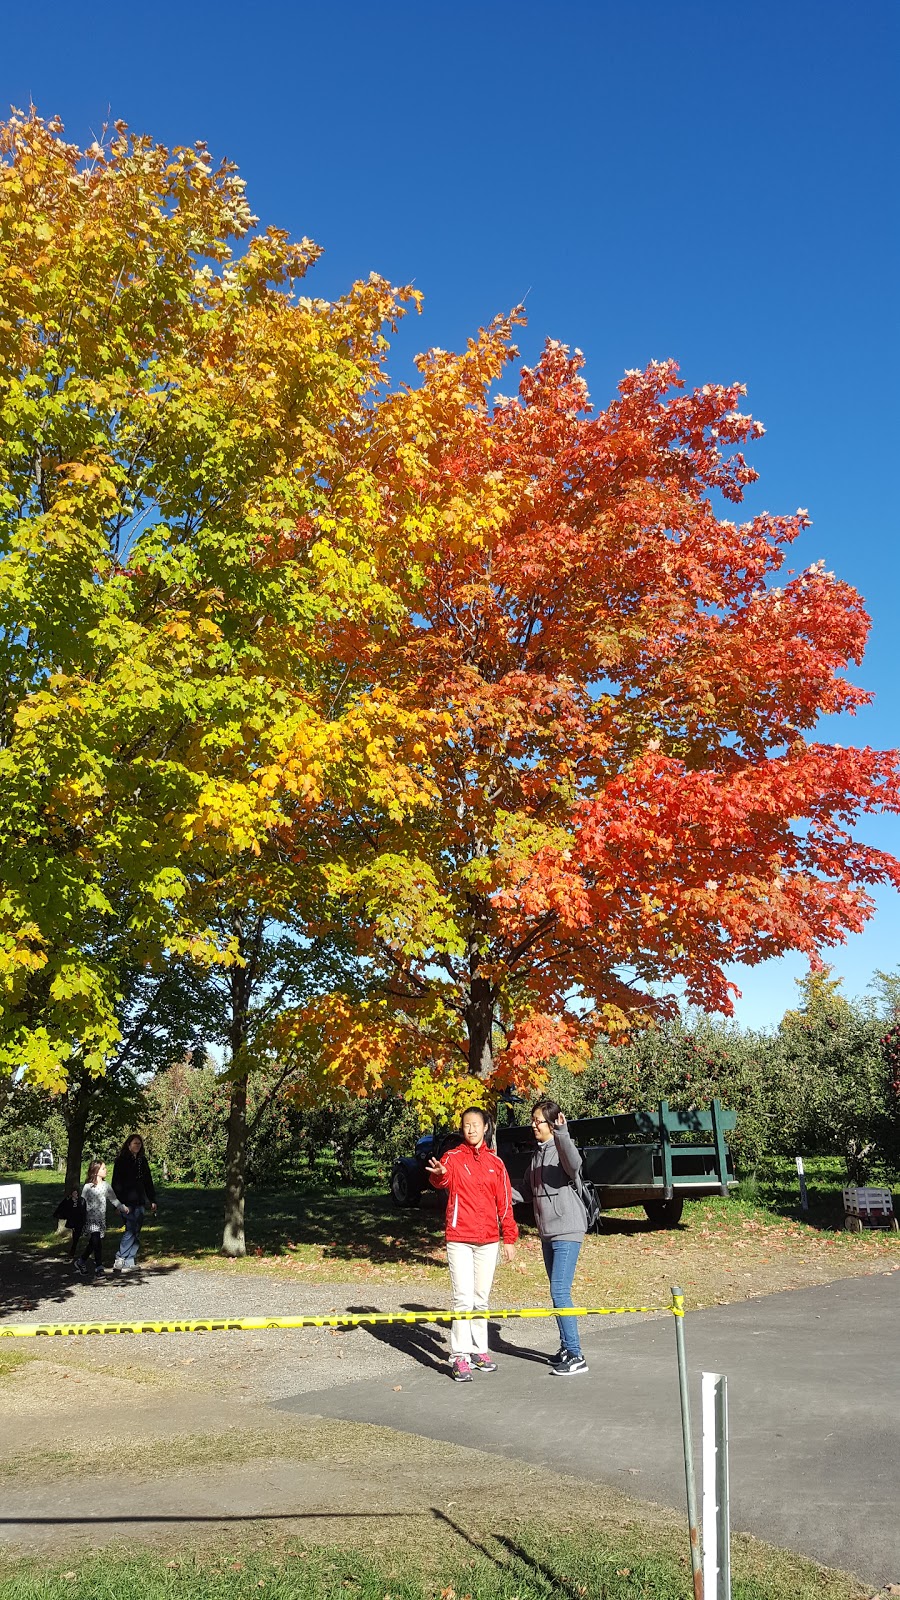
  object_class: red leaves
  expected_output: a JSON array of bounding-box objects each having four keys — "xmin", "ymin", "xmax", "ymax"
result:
[{"xmin": 308, "ymin": 335, "xmax": 900, "ymax": 1089}]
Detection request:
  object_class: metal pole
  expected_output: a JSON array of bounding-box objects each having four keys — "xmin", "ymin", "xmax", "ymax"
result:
[{"xmin": 672, "ymin": 1285, "xmax": 703, "ymax": 1600}]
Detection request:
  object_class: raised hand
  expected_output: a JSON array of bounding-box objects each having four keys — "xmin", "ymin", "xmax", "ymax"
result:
[{"xmin": 425, "ymin": 1157, "xmax": 446, "ymax": 1178}]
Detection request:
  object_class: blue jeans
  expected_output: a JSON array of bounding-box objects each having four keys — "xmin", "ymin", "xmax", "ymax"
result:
[
  {"xmin": 541, "ymin": 1238, "xmax": 583, "ymax": 1357},
  {"xmin": 119, "ymin": 1205, "xmax": 145, "ymax": 1265}
]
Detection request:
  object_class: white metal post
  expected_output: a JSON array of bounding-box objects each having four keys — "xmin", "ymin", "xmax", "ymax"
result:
[
  {"xmin": 795, "ymin": 1155, "xmax": 809, "ymax": 1210},
  {"xmin": 702, "ymin": 1371, "xmax": 731, "ymax": 1600}
]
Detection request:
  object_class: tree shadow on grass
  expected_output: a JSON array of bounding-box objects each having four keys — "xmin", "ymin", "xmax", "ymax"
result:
[
  {"xmin": 0, "ymin": 1510, "xmax": 433, "ymax": 1527},
  {"xmin": 597, "ymin": 1215, "xmax": 687, "ymax": 1237},
  {"xmin": 434, "ymin": 1511, "xmax": 569, "ymax": 1596},
  {"xmin": 141, "ymin": 1183, "xmax": 450, "ymax": 1269}
]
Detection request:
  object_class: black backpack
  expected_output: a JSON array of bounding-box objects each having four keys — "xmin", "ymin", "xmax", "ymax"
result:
[{"xmin": 574, "ymin": 1172, "xmax": 603, "ymax": 1232}]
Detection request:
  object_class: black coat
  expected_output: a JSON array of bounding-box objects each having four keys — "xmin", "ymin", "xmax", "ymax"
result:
[
  {"xmin": 53, "ymin": 1193, "xmax": 86, "ymax": 1230},
  {"xmin": 112, "ymin": 1150, "xmax": 156, "ymax": 1208}
]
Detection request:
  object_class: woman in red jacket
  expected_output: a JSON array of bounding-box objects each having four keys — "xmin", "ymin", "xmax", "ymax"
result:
[{"xmin": 427, "ymin": 1106, "xmax": 518, "ymax": 1382}]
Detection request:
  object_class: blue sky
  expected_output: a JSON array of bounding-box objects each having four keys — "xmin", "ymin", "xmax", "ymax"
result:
[{"xmin": 3, "ymin": 1, "xmax": 898, "ymax": 1027}]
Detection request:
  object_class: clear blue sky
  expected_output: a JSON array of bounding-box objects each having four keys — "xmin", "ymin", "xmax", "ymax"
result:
[{"xmin": 4, "ymin": 1, "xmax": 898, "ymax": 1028}]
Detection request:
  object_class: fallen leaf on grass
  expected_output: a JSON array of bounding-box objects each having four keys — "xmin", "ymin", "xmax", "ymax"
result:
[{"xmin": 392, "ymin": 1385, "xmax": 402, "ymax": 1391}]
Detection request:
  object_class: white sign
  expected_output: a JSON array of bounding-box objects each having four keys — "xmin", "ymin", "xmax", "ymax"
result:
[{"xmin": 0, "ymin": 1183, "xmax": 22, "ymax": 1232}]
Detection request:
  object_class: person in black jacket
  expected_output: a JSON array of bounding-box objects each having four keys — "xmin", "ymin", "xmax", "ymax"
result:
[
  {"xmin": 53, "ymin": 1186, "xmax": 87, "ymax": 1259},
  {"xmin": 111, "ymin": 1133, "xmax": 157, "ymax": 1273}
]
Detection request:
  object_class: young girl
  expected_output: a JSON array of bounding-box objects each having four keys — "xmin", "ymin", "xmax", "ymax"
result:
[
  {"xmin": 426, "ymin": 1106, "xmax": 518, "ymax": 1382},
  {"xmin": 74, "ymin": 1161, "xmax": 129, "ymax": 1279},
  {"xmin": 525, "ymin": 1098, "xmax": 588, "ymax": 1376}
]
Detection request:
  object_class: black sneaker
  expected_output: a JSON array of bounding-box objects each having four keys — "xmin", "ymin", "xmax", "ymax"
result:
[
  {"xmin": 72, "ymin": 1259, "xmax": 85, "ymax": 1277},
  {"xmin": 550, "ymin": 1351, "xmax": 588, "ymax": 1376},
  {"xmin": 548, "ymin": 1345, "xmax": 567, "ymax": 1365}
]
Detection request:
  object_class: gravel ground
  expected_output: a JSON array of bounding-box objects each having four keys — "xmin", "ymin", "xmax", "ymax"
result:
[{"xmin": 0, "ymin": 1257, "xmax": 588, "ymax": 1404}]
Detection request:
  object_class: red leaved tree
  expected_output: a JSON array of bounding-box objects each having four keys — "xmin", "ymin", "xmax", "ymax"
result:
[{"xmin": 289, "ymin": 335, "xmax": 900, "ymax": 1114}]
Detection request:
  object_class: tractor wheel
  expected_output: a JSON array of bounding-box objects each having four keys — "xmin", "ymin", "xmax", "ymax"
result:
[
  {"xmin": 390, "ymin": 1164, "xmax": 420, "ymax": 1208},
  {"xmin": 643, "ymin": 1196, "xmax": 684, "ymax": 1228}
]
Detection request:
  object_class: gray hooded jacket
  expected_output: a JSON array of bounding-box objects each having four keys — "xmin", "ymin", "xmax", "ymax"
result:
[{"xmin": 526, "ymin": 1126, "xmax": 587, "ymax": 1241}]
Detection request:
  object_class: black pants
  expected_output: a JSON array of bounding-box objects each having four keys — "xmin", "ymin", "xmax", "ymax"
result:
[{"xmin": 78, "ymin": 1232, "xmax": 103, "ymax": 1271}]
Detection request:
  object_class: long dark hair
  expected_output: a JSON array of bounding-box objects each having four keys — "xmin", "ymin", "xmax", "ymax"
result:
[
  {"xmin": 117, "ymin": 1134, "xmax": 145, "ymax": 1163},
  {"xmin": 86, "ymin": 1159, "xmax": 103, "ymax": 1185}
]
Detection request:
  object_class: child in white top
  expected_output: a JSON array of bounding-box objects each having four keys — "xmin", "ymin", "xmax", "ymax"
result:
[{"xmin": 74, "ymin": 1160, "xmax": 129, "ymax": 1279}]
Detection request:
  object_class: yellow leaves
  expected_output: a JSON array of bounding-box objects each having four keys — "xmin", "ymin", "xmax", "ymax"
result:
[
  {"xmin": 0, "ymin": 920, "xmax": 47, "ymax": 993},
  {"xmin": 13, "ymin": 691, "xmax": 64, "ymax": 732},
  {"xmin": 56, "ymin": 461, "xmax": 103, "ymax": 484}
]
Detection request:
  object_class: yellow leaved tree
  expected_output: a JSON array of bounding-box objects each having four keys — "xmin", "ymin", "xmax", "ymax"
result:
[{"xmin": 0, "ymin": 112, "xmax": 435, "ymax": 1244}]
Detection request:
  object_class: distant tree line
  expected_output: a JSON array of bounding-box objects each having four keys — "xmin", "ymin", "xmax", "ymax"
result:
[{"xmin": 4, "ymin": 967, "xmax": 898, "ymax": 1199}]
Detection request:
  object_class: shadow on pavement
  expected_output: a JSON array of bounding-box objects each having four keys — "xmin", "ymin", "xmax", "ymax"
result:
[
  {"xmin": 0, "ymin": 1249, "xmax": 182, "ymax": 1315},
  {"xmin": 344, "ymin": 1302, "xmax": 551, "ymax": 1372},
  {"xmin": 345, "ymin": 1302, "xmax": 447, "ymax": 1373}
]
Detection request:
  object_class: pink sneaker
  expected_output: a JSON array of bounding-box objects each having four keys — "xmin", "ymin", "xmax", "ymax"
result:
[
  {"xmin": 450, "ymin": 1356, "xmax": 473, "ymax": 1382},
  {"xmin": 471, "ymin": 1353, "xmax": 497, "ymax": 1372}
]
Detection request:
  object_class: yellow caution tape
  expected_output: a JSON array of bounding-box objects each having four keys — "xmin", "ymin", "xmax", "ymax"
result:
[{"xmin": 0, "ymin": 1304, "xmax": 671, "ymax": 1339}]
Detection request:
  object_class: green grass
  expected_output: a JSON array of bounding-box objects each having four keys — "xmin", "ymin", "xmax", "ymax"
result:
[
  {"xmin": 0, "ymin": 1347, "xmax": 29, "ymax": 1378},
  {"xmin": 0, "ymin": 1525, "xmax": 869, "ymax": 1600},
  {"xmin": 0, "ymin": 1165, "xmax": 450, "ymax": 1275}
]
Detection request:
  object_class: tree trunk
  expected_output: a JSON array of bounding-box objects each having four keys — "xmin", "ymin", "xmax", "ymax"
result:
[
  {"xmin": 61, "ymin": 1090, "xmax": 90, "ymax": 1224},
  {"xmin": 222, "ymin": 1073, "xmax": 248, "ymax": 1257},
  {"xmin": 466, "ymin": 972, "xmax": 495, "ymax": 1081}
]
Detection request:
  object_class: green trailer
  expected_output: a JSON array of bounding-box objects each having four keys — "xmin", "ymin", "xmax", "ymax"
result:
[{"xmin": 496, "ymin": 1098, "xmax": 737, "ymax": 1227}]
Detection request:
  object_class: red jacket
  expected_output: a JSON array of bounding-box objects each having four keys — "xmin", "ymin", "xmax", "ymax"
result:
[{"xmin": 429, "ymin": 1141, "xmax": 519, "ymax": 1245}]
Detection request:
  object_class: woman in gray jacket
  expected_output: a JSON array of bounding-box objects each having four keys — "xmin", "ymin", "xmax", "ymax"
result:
[{"xmin": 526, "ymin": 1099, "xmax": 588, "ymax": 1375}]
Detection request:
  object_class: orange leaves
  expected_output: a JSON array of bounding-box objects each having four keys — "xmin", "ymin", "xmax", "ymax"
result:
[
  {"xmin": 494, "ymin": 1014, "xmax": 589, "ymax": 1089},
  {"xmin": 311, "ymin": 335, "xmax": 900, "ymax": 1094}
]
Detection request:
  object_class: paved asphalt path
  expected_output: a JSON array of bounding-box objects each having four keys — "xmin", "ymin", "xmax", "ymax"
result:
[{"xmin": 277, "ymin": 1273, "xmax": 900, "ymax": 1586}]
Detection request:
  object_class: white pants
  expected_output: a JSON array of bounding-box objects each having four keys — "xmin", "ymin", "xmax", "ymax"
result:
[{"xmin": 446, "ymin": 1241, "xmax": 499, "ymax": 1358}]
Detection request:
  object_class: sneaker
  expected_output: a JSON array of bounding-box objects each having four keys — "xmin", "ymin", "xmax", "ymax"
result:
[
  {"xmin": 450, "ymin": 1357, "xmax": 474, "ymax": 1383},
  {"xmin": 112, "ymin": 1256, "xmax": 123, "ymax": 1273},
  {"xmin": 470, "ymin": 1353, "xmax": 498, "ymax": 1373},
  {"xmin": 94, "ymin": 1267, "xmax": 105, "ymax": 1278},
  {"xmin": 550, "ymin": 1351, "xmax": 588, "ymax": 1376},
  {"xmin": 548, "ymin": 1345, "xmax": 567, "ymax": 1365},
  {"xmin": 72, "ymin": 1259, "xmax": 85, "ymax": 1277},
  {"xmin": 121, "ymin": 1260, "xmax": 137, "ymax": 1273}
]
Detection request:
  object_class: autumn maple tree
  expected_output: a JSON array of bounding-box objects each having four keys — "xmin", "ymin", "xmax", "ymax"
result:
[
  {"xmin": 299, "ymin": 334, "xmax": 900, "ymax": 1113},
  {"xmin": 0, "ymin": 109, "xmax": 430, "ymax": 1104}
]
